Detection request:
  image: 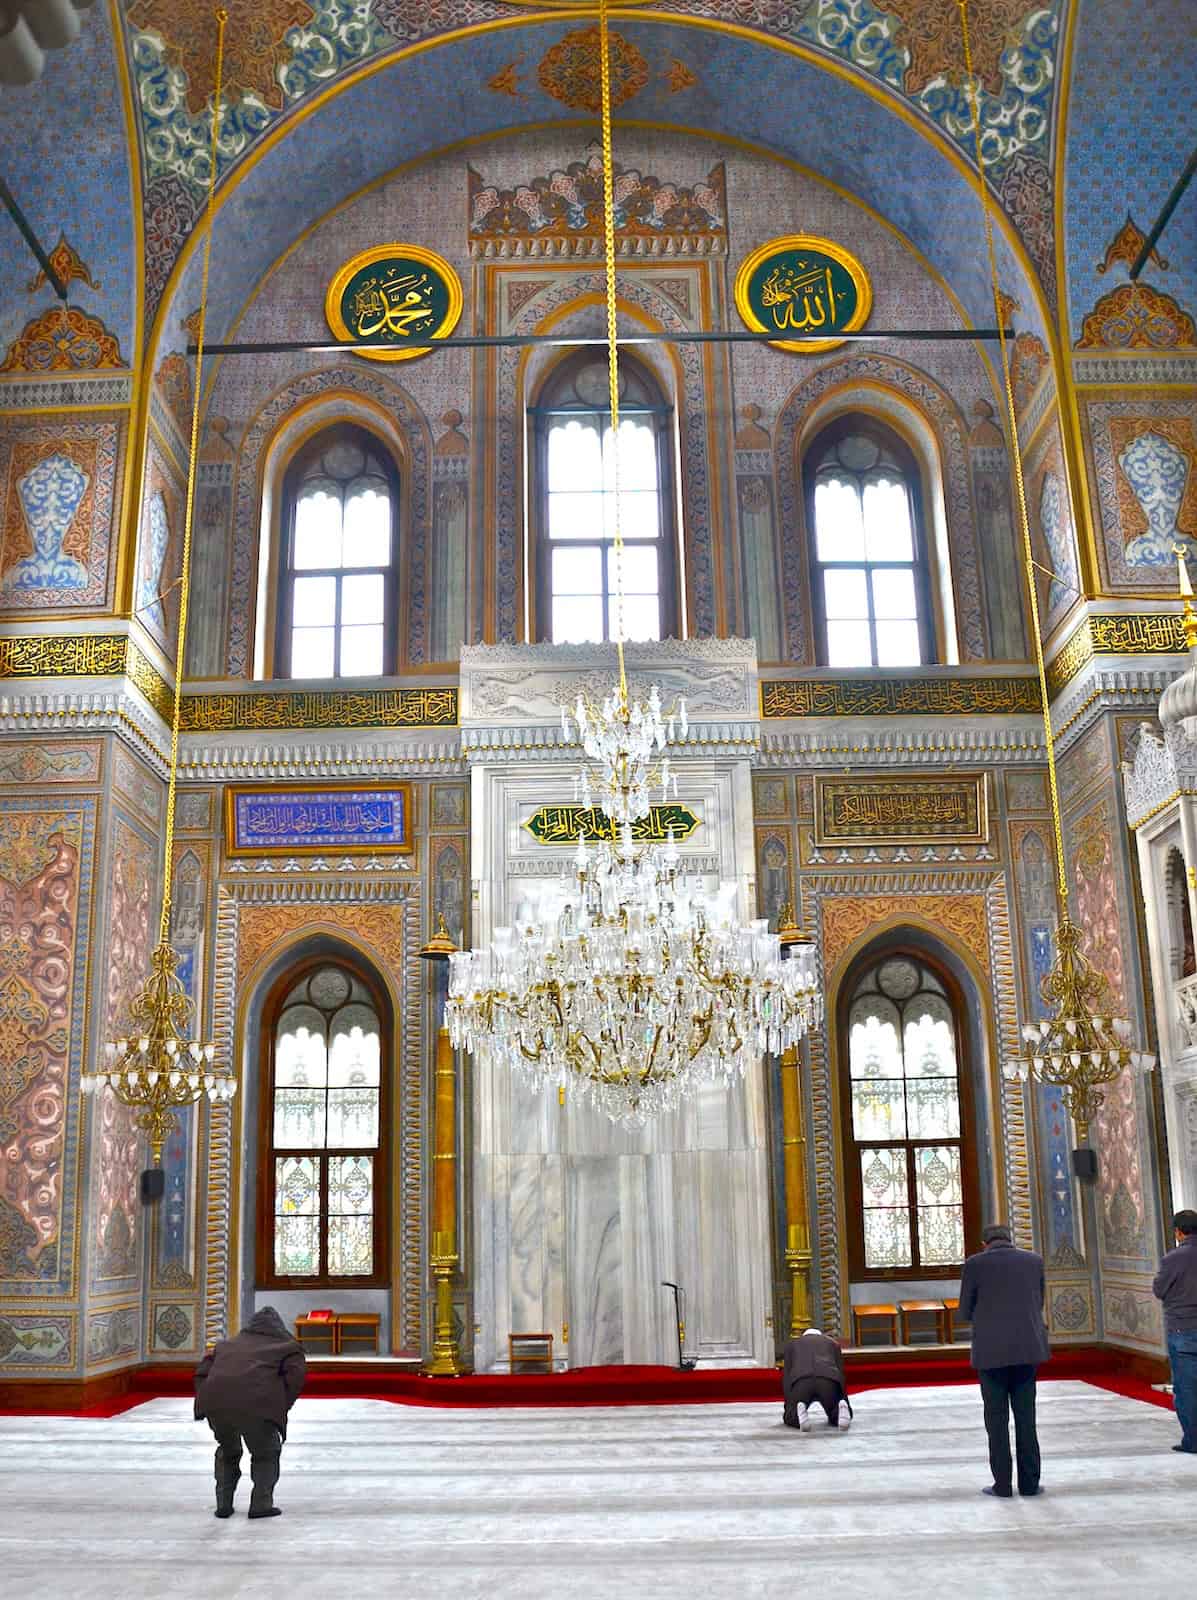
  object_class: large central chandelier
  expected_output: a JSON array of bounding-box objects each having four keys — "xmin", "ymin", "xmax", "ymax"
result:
[{"xmin": 444, "ymin": 0, "xmax": 821, "ymax": 1120}]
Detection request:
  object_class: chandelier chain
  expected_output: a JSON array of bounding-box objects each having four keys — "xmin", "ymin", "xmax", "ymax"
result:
[{"xmin": 598, "ymin": 0, "xmax": 628, "ymax": 706}]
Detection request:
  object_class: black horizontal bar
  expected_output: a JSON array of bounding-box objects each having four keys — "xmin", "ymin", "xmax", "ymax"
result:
[
  {"xmin": 1130, "ymin": 143, "xmax": 1197, "ymax": 280},
  {"xmin": 191, "ymin": 327, "xmax": 1010, "ymax": 358},
  {"xmin": 0, "ymin": 175, "xmax": 67, "ymax": 301}
]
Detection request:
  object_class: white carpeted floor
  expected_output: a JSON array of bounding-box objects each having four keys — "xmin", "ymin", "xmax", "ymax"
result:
[{"xmin": 1, "ymin": 1381, "xmax": 1193, "ymax": 1599}]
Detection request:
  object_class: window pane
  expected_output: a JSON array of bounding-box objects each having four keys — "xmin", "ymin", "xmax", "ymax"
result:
[
  {"xmin": 292, "ymin": 575, "xmax": 336, "ymax": 627},
  {"xmin": 327, "ymin": 1087, "xmax": 379, "ymax": 1148},
  {"xmin": 342, "ymin": 483, "xmax": 391, "ymax": 567},
  {"xmin": 276, "ymin": 1155, "xmax": 319, "ymax": 1216},
  {"xmin": 607, "ymin": 490, "xmax": 660, "ymax": 542},
  {"xmin": 875, "ymin": 620, "xmax": 921, "ymax": 667},
  {"xmin": 290, "ymin": 627, "xmax": 336, "ymax": 678},
  {"xmin": 617, "ymin": 593, "xmax": 661, "ymax": 643},
  {"xmin": 548, "ymin": 491, "xmax": 606, "ymax": 541},
  {"xmin": 851, "ymin": 1078, "xmax": 907, "ymax": 1141},
  {"xmin": 342, "ymin": 573, "xmax": 384, "ymax": 624},
  {"xmin": 871, "ymin": 567, "xmax": 917, "ymax": 620},
  {"xmin": 339, "ymin": 625, "xmax": 384, "ymax": 678},
  {"xmin": 814, "ymin": 476, "xmax": 865, "ymax": 561},
  {"xmin": 917, "ymin": 1205, "xmax": 965, "ymax": 1266},
  {"xmin": 914, "ymin": 1145, "xmax": 962, "ymax": 1208},
  {"xmin": 614, "ymin": 544, "xmax": 659, "ymax": 595},
  {"xmin": 863, "ymin": 475, "xmax": 914, "ymax": 562},
  {"xmin": 327, "ymin": 1215, "xmax": 373, "ymax": 1276},
  {"xmin": 548, "ymin": 418, "xmax": 602, "ymax": 492},
  {"xmin": 293, "ymin": 484, "xmax": 342, "ymax": 569},
  {"xmin": 552, "ymin": 545, "xmax": 602, "ymax": 596},
  {"xmin": 860, "ymin": 1147, "xmax": 906, "ymax": 1208},
  {"xmin": 274, "ymin": 1088, "xmax": 326, "ymax": 1149},
  {"xmin": 824, "ymin": 567, "xmax": 868, "ymax": 620},
  {"xmin": 275, "ymin": 1214, "xmax": 320, "ymax": 1276},
  {"xmin": 863, "ymin": 1205, "xmax": 912, "ymax": 1270},
  {"xmin": 848, "ymin": 1001, "xmax": 902, "ymax": 1077},
  {"xmin": 904, "ymin": 996, "xmax": 956, "ymax": 1073},
  {"xmin": 329, "ymin": 1005, "xmax": 382, "ymax": 1084},
  {"xmin": 329, "ymin": 1154, "xmax": 374, "ymax": 1215},
  {"xmin": 275, "ymin": 1006, "xmax": 328, "ymax": 1086},
  {"xmin": 605, "ymin": 421, "xmax": 657, "ymax": 492},
  {"xmin": 906, "ymin": 1079, "xmax": 961, "ymax": 1139},
  {"xmin": 827, "ymin": 619, "xmax": 872, "ymax": 667},
  {"xmin": 553, "ymin": 595, "xmax": 603, "ymax": 643}
]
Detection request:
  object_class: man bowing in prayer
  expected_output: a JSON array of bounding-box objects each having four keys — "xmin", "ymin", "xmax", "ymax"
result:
[{"xmin": 782, "ymin": 1326, "xmax": 852, "ymax": 1432}]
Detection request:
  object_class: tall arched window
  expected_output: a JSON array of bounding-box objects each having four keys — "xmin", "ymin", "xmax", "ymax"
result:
[
  {"xmin": 804, "ymin": 417, "xmax": 932, "ymax": 668},
  {"xmin": 841, "ymin": 951, "xmax": 979, "ymax": 1278},
  {"xmin": 258, "ymin": 960, "xmax": 389, "ymax": 1287},
  {"xmin": 532, "ymin": 350, "xmax": 677, "ymax": 643},
  {"xmin": 276, "ymin": 425, "xmax": 400, "ymax": 679}
]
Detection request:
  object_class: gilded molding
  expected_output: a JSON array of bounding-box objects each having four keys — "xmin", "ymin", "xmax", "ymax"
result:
[
  {"xmin": 760, "ymin": 675, "xmax": 1042, "ymax": 719},
  {"xmin": 179, "ymin": 685, "xmax": 458, "ymax": 733},
  {"xmin": 0, "ymin": 634, "xmax": 175, "ymax": 725},
  {"xmin": 1046, "ymin": 613, "xmax": 1187, "ymax": 699}
]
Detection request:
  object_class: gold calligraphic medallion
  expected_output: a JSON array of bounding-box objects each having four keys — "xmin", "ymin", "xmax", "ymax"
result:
[
  {"xmin": 734, "ymin": 235, "xmax": 871, "ymax": 355},
  {"xmin": 325, "ymin": 244, "xmax": 463, "ymax": 363},
  {"xmin": 523, "ymin": 802, "xmax": 702, "ymax": 846},
  {"xmin": 814, "ymin": 775, "xmax": 987, "ymax": 846}
]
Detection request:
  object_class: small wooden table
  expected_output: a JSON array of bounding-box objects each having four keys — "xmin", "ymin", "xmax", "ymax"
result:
[
  {"xmin": 941, "ymin": 1297, "xmax": 967, "ymax": 1342},
  {"xmin": 898, "ymin": 1299, "xmax": 946, "ymax": 1345},
  {"xmin": 295, "ymin": 1313, "xmax": 337, "ymax": 1354},
  {"xmin": 852, "ymin": 1303, "xmax": 899, "ymax": 1346},
  {"xmin": 336, "ymin": 1312, "xmax": 381, "ymax": 1355},
  {"xmin": 509, "ymin": 1332, "xmax": 554, "ymax": 1373}
]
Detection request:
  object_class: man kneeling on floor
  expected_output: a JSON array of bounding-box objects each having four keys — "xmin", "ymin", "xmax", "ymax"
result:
[
  {"xmin": 194, "ymin": 1306, "xmax": 307, "ymax": 1519},
  {"xmin": 782, "ymin": 1326, "xmax": 852, "ymax": 1432}
]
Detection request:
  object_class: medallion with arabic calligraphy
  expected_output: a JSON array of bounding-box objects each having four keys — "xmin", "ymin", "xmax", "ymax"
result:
[
  {"xmin": 225, "ymin": 783, "xmax": 413, "ymax": 856},
  {"xmin": 325, "ymin": 245, "xmax": 463, "ymax": 363},
  {"xmin": 734, "ymin": 234, "xmax": 871, "ymax": 355},
  {"xmin": 814, "ymin": 775, "xmax": 987, "ymax": 846}
]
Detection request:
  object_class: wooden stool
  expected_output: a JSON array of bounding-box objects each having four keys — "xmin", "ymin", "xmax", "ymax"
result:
[
  {"xmin": 508, "ymin": 1332, "xmax": 554, "ymax": 1373},
  {"xmin": 898, "ymin": 1299, "xmax": 946, "ymax": 1345},
  {"xmin": 852, "ymin": 1303, "xmax": 899, "ymax": 1346},
  {"xmin": 335, "ymin": 1312, "xmax": 381, "ymax": 1355},
  {"xmin": 295, "ymin": 1311, "xmax": 336, "ymax": 1354},
  {"xmin": 941, "ymin": 1297, "xmax": 967, "ymax": 1342}
]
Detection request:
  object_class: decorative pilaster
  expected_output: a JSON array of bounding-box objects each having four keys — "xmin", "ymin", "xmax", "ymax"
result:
[
  {"xmin": 780, "ymin": 1045, "xmax": 813, "ymax": 1337},
  {"xmin": 424, "ymin": 1025, "xmax": 465, "ymax": 1375}
]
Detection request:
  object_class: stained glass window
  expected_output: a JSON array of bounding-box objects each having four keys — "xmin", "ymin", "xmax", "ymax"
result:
[
  {"xmin": 845, "ymin": 955, "xmax": 972, "ymax": 1275},
  {"xmin": 279, "ymin": 426, "xmax": 399, "ymax": 679},
  {"xmin": 535, "ymin": 351, "xmax": 676, "ymax": 644},
  {"xmin": 265, "ymin": 964, "xmax": 385, "ymax": 1285},
  {"xmin": 805, "ymin": 420, "xmax": 932, "ymax": 668}
]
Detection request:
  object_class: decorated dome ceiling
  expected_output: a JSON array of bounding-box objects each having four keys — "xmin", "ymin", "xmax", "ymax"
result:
[{"xmin": 0, "ymin": 0, "xmax": 1192, "ymax": 373}]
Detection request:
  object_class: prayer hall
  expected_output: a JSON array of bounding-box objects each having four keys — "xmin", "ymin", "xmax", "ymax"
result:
[{"xmin": 0, "ymin": 2, "xmax": 1195, "ymax": 1595}]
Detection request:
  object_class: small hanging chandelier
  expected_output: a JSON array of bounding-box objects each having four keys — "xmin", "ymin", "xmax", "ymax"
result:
[{"xmin": 80, "ymin": 10, "xmax": 235, "ymax": 1186}]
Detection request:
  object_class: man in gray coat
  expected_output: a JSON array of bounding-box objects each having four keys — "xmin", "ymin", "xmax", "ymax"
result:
[
  {"xmin": 782, "ymin": 1327, "xmax": 852, "ymax": 1431},
  {"xmin": 959, "ymin": 1223, "xmax": 1050, "ymax": 1498},
  {"xmin": 194, "ymin": 1305, "xmax": 307, "ymax": 1519},
  {"xmin": 1152, "ymin": 1208, "xmax": 1197, "ymax": 1454}
]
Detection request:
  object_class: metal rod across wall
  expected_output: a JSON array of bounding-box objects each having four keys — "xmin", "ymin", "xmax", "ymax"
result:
[
  {"xmin": 0, "ymin": 175, "xmax": 67, "ymax": 300},
  {"xmin": 191, "ymin": 326, "xmax": 1010, "ymax": 358},
  {"xmin": 1129, "ymin": 143, "xmax": 1197, "ymax": 280}
]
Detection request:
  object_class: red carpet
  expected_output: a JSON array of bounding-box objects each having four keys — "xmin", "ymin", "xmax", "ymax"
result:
[{"xmin": 0, "ymin": 1347, "xmax": 1172, "ymax": 1418}]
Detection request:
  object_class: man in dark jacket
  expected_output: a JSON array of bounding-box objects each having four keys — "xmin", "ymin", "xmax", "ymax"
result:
[
  {"xmin": 782, "ymin": 1327, "xmax": 852, "ymax": 1432},
  {"xmin": 959, "ymin": 1223, "xmax": 1050, "ymax": 1498},
  {"xmin": 194, "ymin": 1305, "xmax": 307, "ymax": 1519},
  {"xmin": 1152, "ymin": 1208, "xmax": 1197, "ymax": 1454}
]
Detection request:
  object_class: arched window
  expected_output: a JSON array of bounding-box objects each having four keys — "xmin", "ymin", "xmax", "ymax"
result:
[
  {"xmin": 276, "ymin": 425, "xmax": 400, "ymax": 678},
  {"xmin": 804, "ymin": 417, "xmax": 933, "ymax": 668},
  {"xmin": 841, "ymin": 951, "xmax": 979, "ymax": 1279},
  {"xmin": 258, "ymin": 960, "xmax": 389, "ymax": 1287},
  {"xmin": 532, "ymin": 350, "xmax": 677, "ymax": 643}
]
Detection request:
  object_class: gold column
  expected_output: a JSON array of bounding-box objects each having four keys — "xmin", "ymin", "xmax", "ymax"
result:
[
  {"xmin": 780, "ymin": 1044, "xmax": 813, "ymax": 1337},
  {"xmin": 425, "ymin": 1023, "xmax": 465, "ymax": 1375}
]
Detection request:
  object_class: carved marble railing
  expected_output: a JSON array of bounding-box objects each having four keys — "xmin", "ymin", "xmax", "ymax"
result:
[{"xmin": 1174, "ymin": 972, "xmax": 1197, "ymax": 1051}]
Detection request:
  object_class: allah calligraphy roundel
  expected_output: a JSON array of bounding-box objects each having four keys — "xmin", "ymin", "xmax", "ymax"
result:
[
  {"xmin": 325, "ymin": 244, "xmax": 464, "ymax": 363},
  {"xmin": 734, "ymin": 234, "xmax": 872, "ymax": 356}
]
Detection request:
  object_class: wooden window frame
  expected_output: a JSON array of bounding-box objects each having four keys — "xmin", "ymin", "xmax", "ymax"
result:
[
  {"xmin": 275, "ymin": 423, "xmax": 402, "ymax": 681},
  {"xmin": 838, "ymin": 944, "xmax": 982, "ymax": 1282},
  {"xmin": 530, "ymin": 350, "xmax": 680, "ymax": 644},
  {"xmin": 256, "ymin": 955, "xmax": 392, "ymax": 1290},
  {"xmin": 803, "ymin": 414, "xmax": 936, "ymax": 670}
]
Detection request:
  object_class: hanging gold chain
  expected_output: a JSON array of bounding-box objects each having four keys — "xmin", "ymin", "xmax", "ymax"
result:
[
  {"xmin": 159, "ymin": 8, "xmax": 226, "ymax": 944},
  {"xmin": 598, "ymin": 0, "xmax": 628, "ymax": 708},
  {"xmin": 956, "ymin": 0, "xmax": 1068, "ymax": 907}
]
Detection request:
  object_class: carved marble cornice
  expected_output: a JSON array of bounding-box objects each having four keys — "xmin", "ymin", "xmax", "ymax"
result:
[
  {"xmin": 1124, "ymin": 722, "xmax": 1197, "ymax": 829},
  {"xmin": 178, "ymin": 733, "xmax": 464, "ymax": 781},
  {"xmin": 460, "ymin": 721, "xmax": 759, "ymax": 762},
  {"xmin": 0, "ymin": 687, "xmax": 170, "ymax": 770},
  {"xmin": 1052, "ymin": 664, "xmax": 1179, "ymax": 755}
]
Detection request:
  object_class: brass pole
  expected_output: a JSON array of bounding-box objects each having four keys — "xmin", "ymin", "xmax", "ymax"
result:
[
  {"xmin": 780, "ymin": 1045, "xmax": 813, "ymax": 1337},
  {"xmin": 424, "ymin": 1024, "xmax": 464, "ymax": 1375}
]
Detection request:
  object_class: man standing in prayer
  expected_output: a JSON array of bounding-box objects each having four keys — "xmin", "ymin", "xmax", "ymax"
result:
[
  {"xmin": 782, "ymin": 1326, "xmax": 852, "ymax": 1432},
  {"xmin": 194, "ymin": 1305, "xmax": 307, "ymax": 1519},
  {"xmin": 959, "ymin": 1223, "xmax": 1050, "ymax": 1498},
  {"xmin": 1153, "ymin": 1208, "xmax": 1197, "ymax": 1455}
]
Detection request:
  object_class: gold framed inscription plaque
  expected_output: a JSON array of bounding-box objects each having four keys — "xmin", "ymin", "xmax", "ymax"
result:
[
  {"xmin": 325, "ymin": 244, "xmax": 463, "ymax": 363},
  {"xmin": 814, "ymin": 775, "xmax": 988, "ymax": 846},
  {"xmin": 734, "ymin": 234, "xmax": 872, "ymax": 355}
]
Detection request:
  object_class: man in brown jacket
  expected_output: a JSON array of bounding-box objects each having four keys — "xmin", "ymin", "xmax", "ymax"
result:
[
  {"xmin": 194, "ymin": 1305, "xmax": 307, "ymax": 1519},
  {"xmin": 782, "ymin": 1327, "xmax": 852, "ymax": 1432}
]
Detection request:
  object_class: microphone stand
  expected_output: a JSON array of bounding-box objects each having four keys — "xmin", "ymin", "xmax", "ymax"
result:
[{"xmin": 661, "ymin": 1281, "xmax": 697, "ymax": 1371}]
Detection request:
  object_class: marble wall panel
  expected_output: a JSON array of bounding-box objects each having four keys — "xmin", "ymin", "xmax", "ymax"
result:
[
  {"xmin": 566, "ymin": 1159, "xmax": 623, "ymax": 1367},
  {"xmin": 85, "ymin": 1303, "xmax": 140, "ymax": 1368},
  {"xmin": 136, "ymin": 429, "xmax": 185, "ymax": 658},
  {"xmin": 0, "ymin": 1310, "xmax": 74, "ymax": 1371},
  {"xmin": 0, "ymin": 740, "xmax": 102, "ymax": 787},
  {"xmin": 1024, "ymin": 408, "xmax": 1081, "ymax": 639}
]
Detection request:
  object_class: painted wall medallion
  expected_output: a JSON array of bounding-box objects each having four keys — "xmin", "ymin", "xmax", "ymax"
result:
[
  {"xmin": 325, "ymin": 245, "xmax": 463, "ymax": 363},
  {"xmin": 523, "ymin": 801, "xmax": 702, "ymax": 846},
  {"xmin": 225, "ymin": 783, "xmax": 413, "ymax": 856},
  {"xmin": 734, "ymin": 235, "xmax": 871, "ymax": 355}
]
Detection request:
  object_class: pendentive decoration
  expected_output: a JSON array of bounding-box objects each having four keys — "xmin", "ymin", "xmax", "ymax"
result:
[
  {"xmin": 734, "ymin": 234, "xmax": 872, "ymax": 355},
  {"xmin": 949, "ymin": 0, "xmax": 1154, "ymax": 1171},
  {"xmin": 80, "ymin": 10, "xmax": 236, "ymax": 1194},
  {"xmin": 324, "ymin": 243, "xmax": 463, "ymax": 363},
  {"xmin": 442, "ymin": 0, "xmax": 822, "ymax": 1125}
]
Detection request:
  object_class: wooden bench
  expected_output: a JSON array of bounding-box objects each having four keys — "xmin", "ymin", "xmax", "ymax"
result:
[
  {"xmin": 509, "ymin": 1332, "xmax": 554, "ymax": 1373},
  {"xmin": 295, "ymin": 1311, "xmax": 337, "ymax": 1354},
  {"xmin": 898, "ymin": 1299, "xmax": 947, "ymax": 1345},
  {"xmin": 942, "ymin": 1297, "xmax": 968, "ymax": 1342},
  {"xmin": 336, "ymin": 1312, "xmax": 381, "ymax": 1355},
  {"xmin": 852, "ymin": 1303, "xmax": 899, "ymax": 1346}
]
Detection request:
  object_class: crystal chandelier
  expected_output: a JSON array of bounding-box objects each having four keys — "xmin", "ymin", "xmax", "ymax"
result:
[
  {"xmin": 80, "ymin": 11, "xmax": 235, "ymax": 1186},
  {"xmin": 955, "ymin": 0, "xmax": 1153, "ymax": 1165}
]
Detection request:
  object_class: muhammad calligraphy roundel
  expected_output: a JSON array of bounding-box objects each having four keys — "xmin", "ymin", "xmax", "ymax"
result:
[
  {"xmin": 325, "ymin": 244, "xmax": 463, "ymax": 363},
  {"xmin": 734, "ymin": 235, "xmax": 872, "ymax": 355}
]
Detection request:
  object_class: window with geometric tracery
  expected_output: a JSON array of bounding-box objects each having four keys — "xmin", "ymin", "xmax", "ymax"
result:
[
  {"xmin": 258, "ymin": 962, "xmax": 388, "ymax": 1287},
  {"xmin": 841, "ymin": 952, "xmax": 978, "ymax": 1278}
]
